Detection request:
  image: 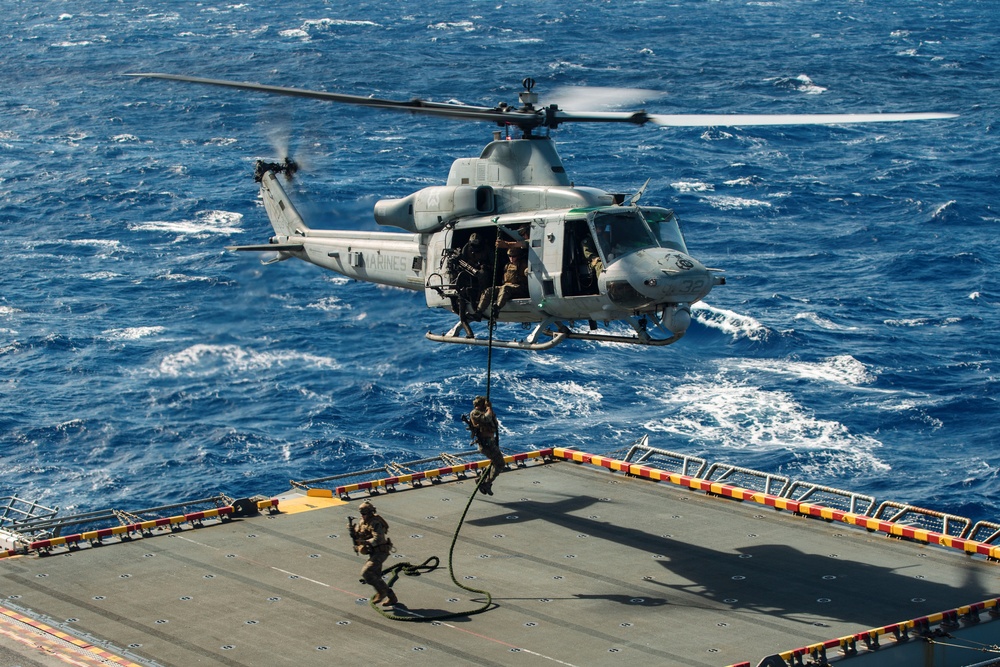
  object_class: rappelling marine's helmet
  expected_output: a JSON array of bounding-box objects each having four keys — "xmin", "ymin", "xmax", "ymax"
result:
[{"xmin": 358, "ymin": 501, "xmax": 376, "ymax": 515}]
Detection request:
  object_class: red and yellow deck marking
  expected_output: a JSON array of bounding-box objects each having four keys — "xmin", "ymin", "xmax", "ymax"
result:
[
  {"xmin": 27, "ymin": 506, "xmax": 236, "ymax": 552},
  {"xmin": 0, "ymin": 606, "xmax": 144, "ymax": 666},
  {"xmin": 549, "ymin": 447, "xmax": 1000, "ymax": 561},
  {"xmin": 332, "ymin": 449, "xmax": 550, "ymax": 497},
  {"xmin": 777, "ymin": 597, "xmax": 1000, "ymax": 663}
]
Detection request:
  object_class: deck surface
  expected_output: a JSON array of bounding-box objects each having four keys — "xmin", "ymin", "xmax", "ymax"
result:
[{"xmin": 3, "ymin": 458, "xmax": 999, "ymax": 667}]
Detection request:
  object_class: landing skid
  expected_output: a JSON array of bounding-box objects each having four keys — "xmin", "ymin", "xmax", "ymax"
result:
[
  {"xmin": 425, "ymin": 319, "xmax": 567, "ymax": 351},
  {"xmin": 554, "ymin": 313, "xmax": 686, "ymax": 346},
  {"xmin": 555, "ymin": 328, "xmax": 683, "ymax": 346},
  {"xmin": 426, "ymin": 313, "xmax": 685, "ymax": 350}
]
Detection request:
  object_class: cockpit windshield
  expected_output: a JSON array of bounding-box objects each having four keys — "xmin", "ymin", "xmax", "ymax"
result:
[
  {"xmin": 641, "ymin": 207, "xmax": 688, "ymax": 254},
  {"xmin": 588, "ymin": 209, "xmax": 659, "ymax": 264}
]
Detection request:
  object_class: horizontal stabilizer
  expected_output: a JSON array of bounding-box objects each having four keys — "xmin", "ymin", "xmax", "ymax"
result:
[{"xmin": 226, "ymin": 243, "xmax": 304, "ymax": 252}]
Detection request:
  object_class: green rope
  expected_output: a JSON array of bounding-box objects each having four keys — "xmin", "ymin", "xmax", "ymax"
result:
[
  {"xmin": 370, "ymin": 467, "xmax": 495, "ymax": 622},
  {"xmin": 382, "ymin": 556, "xmax": 440, "ymax": 587},
  {"xmin": 484, "ymin": 224, "xmax": 502, "ymax": 401}
]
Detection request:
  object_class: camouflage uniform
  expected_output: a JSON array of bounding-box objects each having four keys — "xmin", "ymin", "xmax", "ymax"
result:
[
  {"xmin": 353, "ymin": 501, "xmax": 398, "ymax": 606},
  {"xmin": 456, "ymin": 233, "xmax": 492, "ymax": 317},
  {"xmin": 477, "ymin": 227, "xmax": 529, "ymax": 316},
  {"xmin": 581, "ymin": 235, "xmax": 603, "ymax": 277},
  {"xmin": 468, "ymin": 396, "xmax": 504, "ymax": 495}
]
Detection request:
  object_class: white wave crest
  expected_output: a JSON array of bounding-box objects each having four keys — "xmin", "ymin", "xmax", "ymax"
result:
[
  {"xmin": 504, "ymin": 375, "xmax": 603, "ymax": 427},
  {"xmin": 158, "ymin": 344, "xmax": 340, "ymax": 377},
  {"xmin": 671, "ymin": 181, "xmax": 714, "ymax": 193},
  {"xmin": 884, "ymin": 316, "xmax": 962, "ymax": 328},
  {"xmin": 701, "ymin": 129, "xmax": 734, "ymax": 141},
  {"xmin": 692, "ymin": 303, "xmax": 770, "ymax": 341},
  {"xmin": 792, "ymin": 74, "xmax": 826, "ymax": 94},
  {"xmin": 303, "ymin": 18, "xmax": 380, "ymax": 29},
  {"xmin": 278, "ymin": 18, "xmax": 381, "ymax": 41},
  {"xmin": 793, "ymin": 312, "xmax": 861, "ymax": 331},
  {"xmin": 724, "ymin": 176, "xmax": 764, "ymax": 187},
  {"xmin": 428, "ymin": 21, "xmax": 475, "ymax": 31},
  {"xmin": 156, "ymin": 272, "xmax": 215, "ymax": 283},
  {"xmin": 308, "ymin": 296, "xmax": 352, "ymax": 312},
  {"xmin": 931, "ymin": 200, "xmax": 956, "ymax": 218},
  {"xmin": 705, "ymin": 195, "xmax": 772, "ymax": 210},
  {"xmin": 642, "ymin": 375, "xmax": 888, "ymax": 473},
  {"xmin": 67, "ymin": 238, "xmax": 124, "ymax": 249},
  {"xmin": 737, "ymin": 354, "xmax": 876, "ymax": 386},
  {"xmin": 768, "ymin": 74, "xmax": 827, "ymax": 95},
  {"xmin": 101, "ymin": 326, "xmax": 165, "ymax": 341},
  {"xmin": 130, "ymin": 210, "xmax": 242, "ymax": 237}
]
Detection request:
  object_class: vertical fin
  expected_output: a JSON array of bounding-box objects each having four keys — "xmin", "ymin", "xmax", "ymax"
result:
[{"xmin": 259, "ymin": 171, "xmax": 309, "ymax": 237}]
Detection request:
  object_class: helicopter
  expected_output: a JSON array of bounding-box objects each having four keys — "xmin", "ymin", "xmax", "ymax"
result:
[{"xmin": 128, "ymin": 73, "xmax": 956, "ymax": 350}]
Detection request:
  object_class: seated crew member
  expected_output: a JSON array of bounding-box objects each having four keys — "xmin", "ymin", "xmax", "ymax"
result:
[
  {"xmin": 476, "ymin": 226, "xmax": 529, "ymax": 318},
  {"xmin": 581, "ymin": 234, "xmax": 603, "ymax": 281}
]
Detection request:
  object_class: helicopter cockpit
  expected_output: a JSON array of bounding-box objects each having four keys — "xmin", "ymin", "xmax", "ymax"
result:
[{"xmin": 587, "ymin": 206, "xmax": 688, "ymax": 266}]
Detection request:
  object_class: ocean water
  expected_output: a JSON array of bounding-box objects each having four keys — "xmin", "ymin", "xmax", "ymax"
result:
[{"xmin": 2, "ymin": 1, "xmax": 997, "ymax": 523}]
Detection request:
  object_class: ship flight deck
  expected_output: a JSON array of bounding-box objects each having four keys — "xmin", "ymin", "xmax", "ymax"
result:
[{"xmin": 2, "ymin": 444, "xmax": 999, "ymax": 667}]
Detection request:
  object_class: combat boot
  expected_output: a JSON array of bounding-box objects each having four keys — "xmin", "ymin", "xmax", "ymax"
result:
[
  {"xmin": 371, "ymin": 592, "xmax": 384, "ymax": 605},
  {"xmin": 382, "ymin": 590, "xmax": 399, "ymax": 607}
]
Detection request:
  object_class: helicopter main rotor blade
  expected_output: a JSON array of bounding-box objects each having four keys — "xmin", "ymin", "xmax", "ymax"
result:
[
  {"xmin": 127, "ymin": 73, "xmax": 957, "ymax": 131},
  {"xmin": 645, "ymin": 112, "xmax": 958, "ymax": 126},
  {"xmin": 126, "ymin": 72, "xmax": 540, "ymax": 125},
  {"xmin": 544, "ymin": 109, "xmax": 957, "ymax": 128}
]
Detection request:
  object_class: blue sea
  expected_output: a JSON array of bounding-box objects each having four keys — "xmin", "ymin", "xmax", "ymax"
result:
[{"xmin": 2, "ymin": 1, "xmax": 997, "ymax": 524}]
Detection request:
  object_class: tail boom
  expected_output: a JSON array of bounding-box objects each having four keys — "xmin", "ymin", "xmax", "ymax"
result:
[{"xmin": 242, "ymin": 169, "xmax": 425, "ymax": 291}]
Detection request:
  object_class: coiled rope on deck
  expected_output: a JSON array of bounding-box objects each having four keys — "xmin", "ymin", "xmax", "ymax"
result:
[{"xmin": 370, "ymin": 469, "xmax": 495, "ymax": 621}]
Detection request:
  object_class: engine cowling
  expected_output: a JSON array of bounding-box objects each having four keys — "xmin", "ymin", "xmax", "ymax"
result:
[{"xmin": 374, "ymin": 185, "xmax": 494, "ymax": 233}]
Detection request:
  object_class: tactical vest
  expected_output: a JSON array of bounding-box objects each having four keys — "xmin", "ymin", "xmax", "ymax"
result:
[{"xmin": 359, "ymin": 514, "xmax": 392, "ymax": 552}]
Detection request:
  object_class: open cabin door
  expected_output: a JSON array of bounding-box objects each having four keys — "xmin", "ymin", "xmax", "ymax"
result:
[
  {"xmin": 560, "ymin": 217, "xmax": 601, "ymax": 298},
  {"xmin": 424, "ymin": 229, "xmax": 455, "ymax": 311}
]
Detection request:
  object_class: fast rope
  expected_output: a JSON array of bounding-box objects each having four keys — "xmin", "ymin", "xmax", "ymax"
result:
[
  {"xmin": 371, "ymin": 225, "xmax": 506, "ymax": 621},
  {"xmin": 483, "ymin": 222, "xmax": 503, "ymax": 401}
]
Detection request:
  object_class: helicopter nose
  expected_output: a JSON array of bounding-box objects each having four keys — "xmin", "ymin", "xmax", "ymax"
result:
[{"xmin": 603, "ymin": 249, "xmax": 714, "ymax": 310}]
